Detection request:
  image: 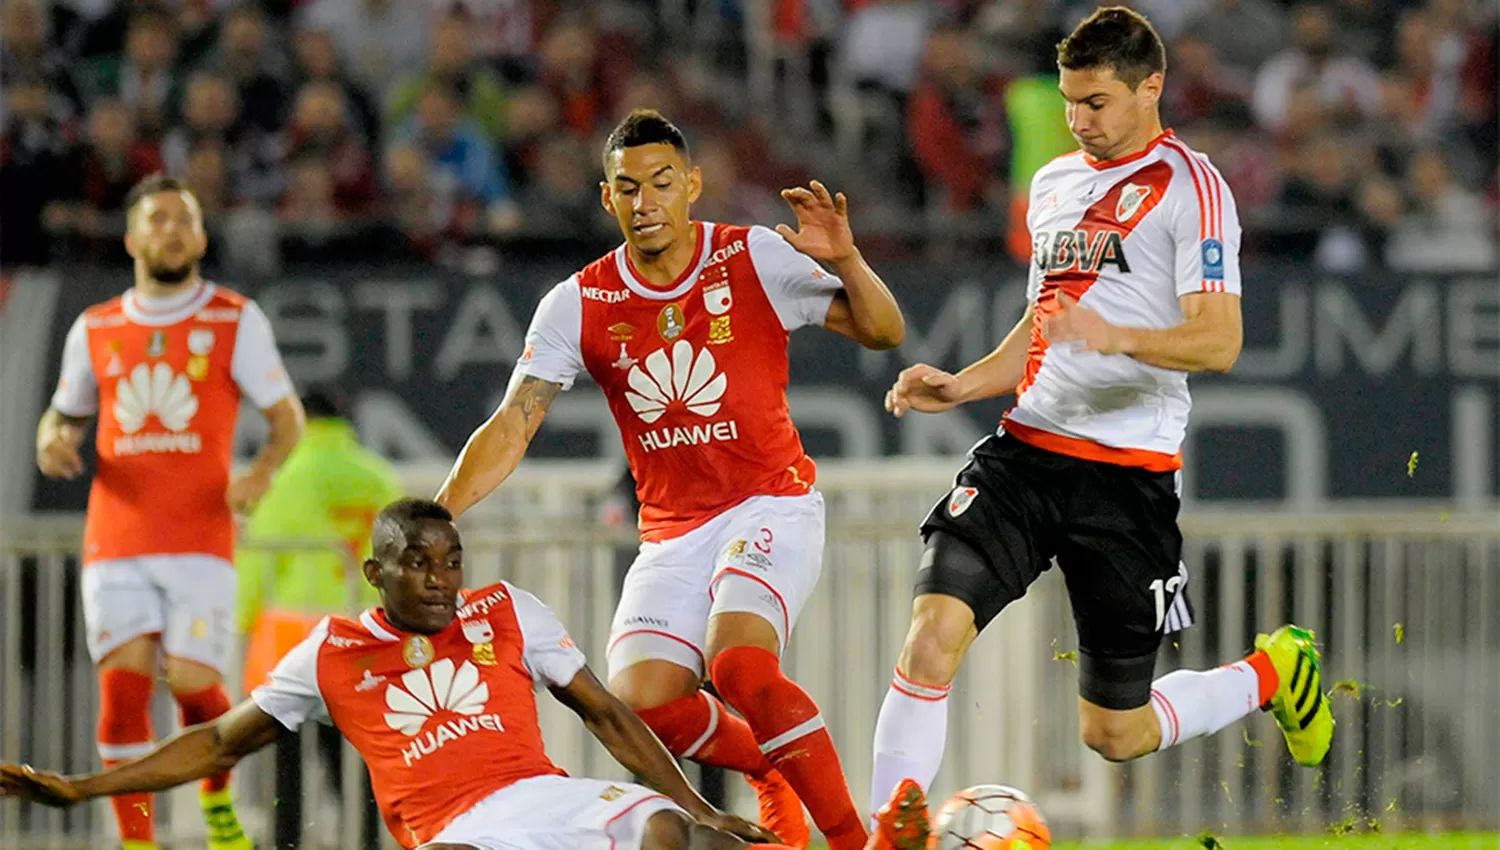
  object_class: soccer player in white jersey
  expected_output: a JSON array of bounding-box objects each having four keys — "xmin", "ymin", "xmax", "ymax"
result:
[
  {"xmin": 864, "ymin": 8, "xmax": 1335, "ymax": 843},
  {"xmin": 437, "ymin": 110, "xmax": 905, "ymax": 849}
]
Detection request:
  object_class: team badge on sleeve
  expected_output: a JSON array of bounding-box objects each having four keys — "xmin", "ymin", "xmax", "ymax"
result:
[
  {"xmin": 948, "ymin": 486, "xmax": 979, "ymax": 518},
  {"xmin": 1201, "ymin": 239, "xmax": 1225, "ymax": 280}
]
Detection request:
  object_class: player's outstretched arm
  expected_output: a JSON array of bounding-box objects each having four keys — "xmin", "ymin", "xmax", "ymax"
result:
[
  {"xmin": 0, "ymin": 701, "xmax": 281, "ymax": 807},
  {"xmin": 885, "ymin": 305, "xmax": 1034, "ymax": 417},
  {"xmin": 550, "ymin": 666, "xmax": 780, "ymax": 845},
  {"xmin": 436, "ymin": 372, "xmax": 561, "ymax": 519},
  {"xmin": 779, "ymin": 180, "xmax": 905, "ymax": 350},
  {"xmin": 35, "ymin": 407, "xmax": 92, "ymax": 480}
]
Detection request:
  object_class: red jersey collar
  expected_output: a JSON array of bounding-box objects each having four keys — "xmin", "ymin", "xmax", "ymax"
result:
[{"xmin": 1082, "ymin": 129, "xmax": 1174, "ymax": 171}]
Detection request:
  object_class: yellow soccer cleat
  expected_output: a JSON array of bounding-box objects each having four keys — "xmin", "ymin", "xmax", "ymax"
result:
[
  {"xmin": 201, "ymin": 787, "xmax": 253, "ymax": 850},
  {"xmin": 1255, "ymin": 625, "xmax": 1335, "ymax": 767}
]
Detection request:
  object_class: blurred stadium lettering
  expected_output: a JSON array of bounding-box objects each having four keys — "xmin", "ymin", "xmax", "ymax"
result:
[{"xmin": 2, "ymin": 468, "xmax": 1497, "ymax": 848}]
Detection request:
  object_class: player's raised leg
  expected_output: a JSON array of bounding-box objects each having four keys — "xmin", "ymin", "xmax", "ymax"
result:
[
  {"xmin": 158, "ymin": 557, "xmax": 251, "ymax": 850},
  {"xmin": 606, "ymin": 537, "xmax": 809, "ymax": 848},
  {"xmin": 704, "ymin": 494, "xmax": 866, "ymax": 850}
]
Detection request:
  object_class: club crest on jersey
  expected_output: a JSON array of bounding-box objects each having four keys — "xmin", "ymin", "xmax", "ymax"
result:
[
  {"xmin": 948, "ymin": 486, "xmax": 978, "ymax": 517},
  {"xmin": 657, "ymin": 304, "xmax": 686, "ymax": 340},
  {"xmin": 461, "ymin": 619, "xmax": 494, "ymax": 645},
  {"xmin": 105, "ymin": 341, "xmax": 124, "ymax": 377},
  {"xmin": 403, "ymin": 635, "xmax": 434, "ymax": 668},
  {"xmin": 186, "ymin": 356, "xmax": 209, "ymax": 381},
  {"xmin": 707, "ymin": 315, "xmax": 733, "ymax": 345},
  {"xmin": 1116, "ymin": 183, "xmax": 1151, "ymax": 222},
  {"xmin": 146, "ymin": 330, "xmax": 166, "ymax": 359},
  {"xmin": 1201, "ymin": 238, "xmax": 1225, "ymax": 280},
  {"xmin": 703, "ymin": 281, "xmax": 732, "ymax": 316},
  {"xmin": 187, "ymin": 329, "xmax": 215, "ymax": 355}
]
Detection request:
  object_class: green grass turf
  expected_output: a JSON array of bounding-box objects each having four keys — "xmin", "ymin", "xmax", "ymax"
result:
[
  {"xmin": 812, "ymin": 834, "xmax": 1499, "ymax": 849},
  {"xmin": 1053, "ymin": 834, "xmax": 1499, "ymax": 850}
]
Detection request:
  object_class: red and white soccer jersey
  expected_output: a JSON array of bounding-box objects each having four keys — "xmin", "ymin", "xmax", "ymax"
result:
[
  {"xmin": 50, "ymin": 282, "xmax": 294, "ymax": 668},
  {"xmin": 251, "ymin": 582, "xmax": 680, "ymax": 850},
  {"xmin": 1008, "ymin": 130, "xmax": 1241, "ymax": 471},
  {"xmin": 516, "ymin": 222, "xmax": 842, "ymax": 542}
]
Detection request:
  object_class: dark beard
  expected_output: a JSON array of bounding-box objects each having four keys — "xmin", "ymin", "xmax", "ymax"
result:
[{"xmin": 148, "ymin": 261, "xmax": 196, "ymax": 284}]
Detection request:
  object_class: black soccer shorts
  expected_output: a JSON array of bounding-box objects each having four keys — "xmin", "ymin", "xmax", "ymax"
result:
[{"xmin": 915, "ymin": 432, "xmax": 1192, "ymax": 710}]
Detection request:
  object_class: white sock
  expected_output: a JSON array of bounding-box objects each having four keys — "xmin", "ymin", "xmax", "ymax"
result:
[
  {"xmin": 1149, "ymin": 660, "xmax": 1263, "ymax": 751},
  {"xmin": 870, "ymin": 668, "xmax": 950, "ymax": 824}
]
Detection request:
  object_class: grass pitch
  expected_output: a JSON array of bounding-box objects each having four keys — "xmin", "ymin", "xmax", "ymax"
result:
[{"xmin": 1056, "ymin": 834, "xmax": 1498, "ymax": 849}]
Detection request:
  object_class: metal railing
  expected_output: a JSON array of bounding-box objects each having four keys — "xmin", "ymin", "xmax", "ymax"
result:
[{"xmin": 2, "ymin": 461, "xmax": 1497, "ymax": 848}]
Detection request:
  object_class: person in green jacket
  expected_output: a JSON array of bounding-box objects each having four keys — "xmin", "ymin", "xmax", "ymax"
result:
[{"xmin": 237, "ymin": 386, "xmax": 402, "ymax": 850}]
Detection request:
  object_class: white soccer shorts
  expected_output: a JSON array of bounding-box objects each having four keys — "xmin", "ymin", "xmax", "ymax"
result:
[
  {"xmin": 606, "ymin": 491, "xmax": 825, "ymax": 679},
  {"xmin": 80, "ymin": 554, "xmax": 237, "ymax": 672},
  {"xmin": 420, "ymin": 775, "xmax": 684, "ymax": 850}
]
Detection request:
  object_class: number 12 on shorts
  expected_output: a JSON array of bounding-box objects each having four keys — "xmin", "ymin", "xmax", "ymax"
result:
[{"xmin": 1150, "ymin": 576, "xmax": 1182, "ymax": 633}]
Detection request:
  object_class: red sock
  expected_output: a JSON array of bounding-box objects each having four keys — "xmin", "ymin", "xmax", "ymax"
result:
[
  {"xmin": 635, "ymin": 691, "xmax": 777, "ymax": 778},
  {"xmin": 711, "ymin": 646, "xmax": 866, "ymax": 850},
  {"xmin": 98, "ymin": 669, "xmax": 156, "ymax": 844},
  {"xmin": 1245, "ymin": 650, "xmax": 1280, "ymax": 706},
  {"xmin": 174, "ymin": 683, "xmax": 233, "ymax": 793}
]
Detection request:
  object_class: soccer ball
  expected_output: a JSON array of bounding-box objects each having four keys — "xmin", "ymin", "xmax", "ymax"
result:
[{"xmin": 927, "ymin": 785, "xmax": 1052, "ymax": 850}]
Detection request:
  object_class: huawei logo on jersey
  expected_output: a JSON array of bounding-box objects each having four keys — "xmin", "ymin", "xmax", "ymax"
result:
[
  {"xmin": 1034, "ymin": 229, "xmax": 1131, "ymax": 275},
  {"xmin": 112, "ymin": 363, "xmax": 203, "ymax": 455},
  {"xmin": 625, "ymin": 341, "xmax": 741, "ymax": 453},
  {"xmin": 383, "ymin": 659, "xmax": 505, "ymax": 766}
]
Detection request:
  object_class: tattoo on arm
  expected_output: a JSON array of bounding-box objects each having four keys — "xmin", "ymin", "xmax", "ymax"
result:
[{"xmin": 507, "ymin": 376, "xmax": 561, "ymax": 441}]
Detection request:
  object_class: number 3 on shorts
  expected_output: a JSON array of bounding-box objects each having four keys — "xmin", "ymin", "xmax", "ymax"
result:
[{"xmin": 1150, "ymin": 576, "xmax": 1182, "ymax": 632}]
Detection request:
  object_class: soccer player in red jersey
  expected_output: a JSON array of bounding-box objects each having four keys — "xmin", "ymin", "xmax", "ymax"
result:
[
  {"xmin": 35, "ymin": 175, "xmax": 305, "ymax": 850},
  {"xmin": 1, "ymin": 498, "xmax": 800, "ymax": 850},
  {"xmin": 437, "ymin": 109, "xmax": 906, "ymax": 849}
]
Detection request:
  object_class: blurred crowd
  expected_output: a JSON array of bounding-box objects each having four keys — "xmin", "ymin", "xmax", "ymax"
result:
[{"xmin": 1, "ymin": 0, "xmax": 1495, "ymax": 274}]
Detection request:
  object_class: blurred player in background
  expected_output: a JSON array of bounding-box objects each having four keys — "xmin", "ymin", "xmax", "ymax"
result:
[
  {"xmin": 35, "ymin": 175, "xmax": 304, "ymax": 850},
  {"xmin": 867, "ymin": 8, "xmax": 1335, "ymax": 842},
  {"xmin": 0, "ymin": 498, "xmax": 792, "ymax": 850},
  {"xmin": 438, "ymin": 109, "xmax": 906, "ymax": 850},
  {"xmin": 238, "ymin": 385, "xmax": 402, "ymax": 850}
]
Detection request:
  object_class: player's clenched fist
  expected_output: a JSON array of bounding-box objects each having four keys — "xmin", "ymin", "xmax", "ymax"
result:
[
  {"xmin": 0, "ymin": 763, "xmax": 85, "ymax": 807},
  {"xmin": 36, "ymin": 423, "xmax": 85, "ymax": 480},
  {"xmin": 885, "ymin": 363, "xmax": 965, "ymax": 418}
]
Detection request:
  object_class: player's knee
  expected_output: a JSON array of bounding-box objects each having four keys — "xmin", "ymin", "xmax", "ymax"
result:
[
  {"xmin": 1078, "ymin": 710, "xmax": 1151, "ymax": 763},
  {"xmin": 897, "ymin": 610, "xmax": 972, "ymax": 687},
  {"xmin": 609, "ymin": 660, "xmax": 701, "ymax": 712},
  {"xmin": 164, "ymin": 656, "xmax": 222, "ymax": 694},
  {"xmin": 640, "ymin": 809, "xmax": 694, "ymax": 850}
]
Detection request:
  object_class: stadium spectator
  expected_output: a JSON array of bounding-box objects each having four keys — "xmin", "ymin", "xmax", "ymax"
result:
[
  {"xmin": 78, "ymin": 6, "xmax": 182, "ymax": 135},
  {"xmin": 1180, "ymin": 0, "xmax": 1288, "ymax": 77},
  {"xmin": 0, "ymin": 71, "xmax": 76, "ymax": 267},
  {"xmin": 1164, "ymin": 32, "xmax": 1252, "ymax": 125},
  {"xmin": 1387, "ymin": 147, "xmax": 1498, "ymax": 271},
  {"xmin": 296, "ymin": 0, "xmax": 432, "ymax": 99},
  {"xmin": 905, "ymin": 24, "xmax": 1004, "ymax": 214},
  {"xmin": 1, "ymin": 0, "xmax": 84, "ymax": 126},
  {"xmin": 1252, "ymin": 2, "xmax": 1381, "ymax": 133},
  {"xmin": 428, "ymin": 0, "xmax": 543, "ymax": 81},
  {"xmin": 161, "ymin": 71, "xmax": 281, "ymax": 205},
  {"xmin": 68, "ymin": 98, "xmax": 166, "ymax": 255},
  {"xmin": 184, "ymin": 139, "xmax": 231, "ymax": 217},
  {"xmin": 395, "ymin": 82, "xmax": 520, "ymax": 234},
  {"xmin": 283, "ymin": 81, "xmax": 378, "ymax": 215},
  {"xmin": 198, "ymin": 3, "xmax": 289, "ymax": 135},
  {"xmin": 289, "ymin": 27, "xmax": 381, "ymax": 145},
  {"xmin": 386, "ymin": 14, "xmax": 512, "ymax": 142},
  {"xmin": 382, "ymin": 143, "xmax": 482, "ymax": 262},
  {"xmin": 689, "ymin": 133, "xmax": 781, "ymax": 226},
  {"xmin": 537, "ymin": 16, "xmax": 614, "ymax": 136}
]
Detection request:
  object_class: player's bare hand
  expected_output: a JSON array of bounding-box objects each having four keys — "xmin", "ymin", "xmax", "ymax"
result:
[
  {"xmin": 1042, "ymin": 293, "xmax": 1128, "ymax": 355},
  {"xmin": 226, "ymin": 469, "xmax": 272, "ymax": 516},
  {"xmin": 0, "ymin": 764, "xmax": 85, "ymax": 807},
  {"xmin": 777, "ymin": 180, "xmax": 856, "ymax": 264},
  {"xmin": 37, "ymin": 424, "xmax": 85, "ymax": 479},
  {"xmin": 697, "ymin": 810, "xmax": 781, "ymax": 844},
  {"xmin": 885, "ymin": 363, "xmax": 965, "ymax": 417}
]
